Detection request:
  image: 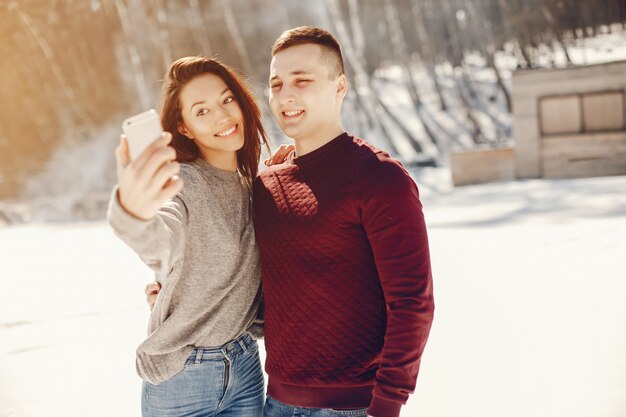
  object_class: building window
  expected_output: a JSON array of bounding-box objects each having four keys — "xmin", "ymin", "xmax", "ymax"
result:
[
  {"xmin": 582, "ymin": 91, "xmax": 625, "ymax": 132},
  {"xmin": 539, "ymin": 90, "xmax": 625, "ymax": 135}
]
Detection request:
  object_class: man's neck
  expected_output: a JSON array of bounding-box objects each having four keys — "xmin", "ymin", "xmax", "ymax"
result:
[{"xmin": 294, "ymin": 126, "xmax": 345, "ymax": 157}]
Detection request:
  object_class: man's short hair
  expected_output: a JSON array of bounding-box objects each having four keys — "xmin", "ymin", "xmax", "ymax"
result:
[{"xmin": 271, "ymin": 26, "xmax": 345, "ymax": 78}]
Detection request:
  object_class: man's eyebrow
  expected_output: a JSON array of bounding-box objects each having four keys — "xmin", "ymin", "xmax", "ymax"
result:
[{"xmin": 270, "ymin": 70, "xmax": 314, "ymax": 82}]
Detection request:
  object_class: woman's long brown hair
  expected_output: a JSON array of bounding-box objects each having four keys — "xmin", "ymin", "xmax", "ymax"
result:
[{"xmin": 161, "ymin": 56, "xmax": 269, "ymax": 186}]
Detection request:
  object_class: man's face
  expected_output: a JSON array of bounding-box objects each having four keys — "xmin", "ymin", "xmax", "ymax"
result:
[{"xmin": 268, "ymin": 43, "xmax": 345, "ymax": 142}]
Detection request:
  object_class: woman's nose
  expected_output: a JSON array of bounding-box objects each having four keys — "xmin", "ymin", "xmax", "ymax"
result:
[{"xmin": 214, "ymin": 104, "xmax": 230, "ymax": 122}]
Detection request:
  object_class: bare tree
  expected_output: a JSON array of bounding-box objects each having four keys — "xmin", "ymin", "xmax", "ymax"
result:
[
  {"xmin": 325, "ymin": 0, "xmax": 400, "ymax": 155},
  {"xmin": 540, "ymin": 4, "xmax": 573, "ymax": 65},
  {"xmin": 155, "ymin": 0, "xmax": 173, "ymax": 70},
  {"xmin": 187, "ymin": 0, "xmax": 212, "ymax": 55},
  {"xmin": 219, "ymin": 0, "xmax": 254, "ymax": 76},
  {"xmin": 12, "ymin": 2, "xmax": 91, "ymax": 126},
  {"xmin": 410, "ymin": 0, "xmax": 448, "ymax": 111},
  {"xmin": 382, "ymin": 0, "xmax": 421, "ymax": 109},
  {"xmin": 113, "ymin": 0, "xmax": 152, "ymax": 109}
]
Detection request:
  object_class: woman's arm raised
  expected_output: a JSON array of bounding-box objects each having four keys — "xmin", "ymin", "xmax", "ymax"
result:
[{"xmin": 108, "ymin": 133, "xmax": 187, "ymax": 277}]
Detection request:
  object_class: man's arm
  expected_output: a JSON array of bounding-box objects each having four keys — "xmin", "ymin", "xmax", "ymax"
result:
[{"xmin": 358, "ymin": 157, "xmax": 435, "ymax": 417}]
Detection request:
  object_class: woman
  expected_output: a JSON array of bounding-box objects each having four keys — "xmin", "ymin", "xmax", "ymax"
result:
[{"xmin": 109, "ymin": 56, "xmax": 280, "ymax": 417}]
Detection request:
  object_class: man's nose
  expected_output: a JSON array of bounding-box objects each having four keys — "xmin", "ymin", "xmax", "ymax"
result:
[{"xmin": 278, "ymin": 86, "xmax": 295, "ymax": 105}]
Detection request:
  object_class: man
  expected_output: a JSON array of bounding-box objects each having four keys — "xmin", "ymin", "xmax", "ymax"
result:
[{"xmin": 147, "ymin": 27, "xmax": 434, "ymax": 417}]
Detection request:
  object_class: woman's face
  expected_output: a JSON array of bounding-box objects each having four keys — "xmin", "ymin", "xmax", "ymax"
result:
[{"xmin": 178, "ymin": 73, "xmax": 245, "ymax": 160}]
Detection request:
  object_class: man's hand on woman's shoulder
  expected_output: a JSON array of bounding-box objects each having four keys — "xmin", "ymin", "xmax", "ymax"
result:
[{"xmin": 264, "ymin": 144, "xmax": 295, "ymax": 166}]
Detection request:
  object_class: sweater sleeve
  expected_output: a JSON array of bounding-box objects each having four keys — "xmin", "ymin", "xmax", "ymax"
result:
[
  {"xmin": 357, "ymin": 156, "xmax": 435, "ymax": 417},
  {"xmin": 107, "ymin": 184, "xmax": 188, "ymax": 280}
]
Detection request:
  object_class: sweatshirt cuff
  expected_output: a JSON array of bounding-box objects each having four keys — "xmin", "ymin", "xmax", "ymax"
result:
[
  {"xmin": 367, "ymin": 395, "xmax": 403, "ymax": 417},
  {"xmin": 107, "ymin": 185, "xmax": 153, "ymax": 233}
]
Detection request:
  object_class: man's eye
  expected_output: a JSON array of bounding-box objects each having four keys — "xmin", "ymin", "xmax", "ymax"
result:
[
  {"xmin": 296, "ymin": 79, "xmax": 311, "ymax": 85},
  {"xmin": 196, "ymin": 108, "xmax": 208, "ymax": 116},
  {"xmin": 271, "ymin": 83, "xmax": 282, "ymax": 89}
]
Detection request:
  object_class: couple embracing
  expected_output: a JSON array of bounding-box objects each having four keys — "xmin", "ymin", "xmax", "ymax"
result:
[{"xmin": 109, "ymin": 26, "xmax": 434, "ymax": 417}]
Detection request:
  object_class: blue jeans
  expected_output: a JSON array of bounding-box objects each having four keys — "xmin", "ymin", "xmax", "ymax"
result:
[
  {"xmin": 142, "ymin": 332, "xmax": 264, "ymax": 417},
  {"xmin": 263, "ymin": 396, "xmax": 368, "ymax": 417}
]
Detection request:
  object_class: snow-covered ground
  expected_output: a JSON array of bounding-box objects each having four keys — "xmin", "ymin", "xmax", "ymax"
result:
[{"xmin": 1, "ymin": 169, "xmax": 625, "ymax": 417}]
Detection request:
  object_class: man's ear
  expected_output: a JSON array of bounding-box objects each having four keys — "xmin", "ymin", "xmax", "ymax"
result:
[
  {"xmin": 178, "ymin": 122, "xmax": 193, "ymax": 139},
  {"xmin": 336, "ymin": 74, "xmax": 348, "ymax": 100}
]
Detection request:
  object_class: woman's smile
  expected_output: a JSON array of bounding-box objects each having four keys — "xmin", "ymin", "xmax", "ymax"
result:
[{"xmin": 215, "ymin": 124, "xmax": 239, "ymax": 138}]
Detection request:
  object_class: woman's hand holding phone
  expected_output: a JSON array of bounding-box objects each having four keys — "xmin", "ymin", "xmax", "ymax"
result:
[{"xmin": 115, "ymin": 132, "xmax": 183, "ymax": 220}]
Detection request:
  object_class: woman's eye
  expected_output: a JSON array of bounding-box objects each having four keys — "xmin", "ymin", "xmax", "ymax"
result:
[
  {"xmin": 224, "ymin": 96, "xmax": 235, "ymax": 104},
  {"xmin": 196, "ymin": 108, "xmax": 208, "ymax": 116}
]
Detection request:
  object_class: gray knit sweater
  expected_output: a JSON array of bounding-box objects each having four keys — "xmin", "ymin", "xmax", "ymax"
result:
[{"xmin": 108, "ymin": 158, "xmax": 263, "ymax": 385}]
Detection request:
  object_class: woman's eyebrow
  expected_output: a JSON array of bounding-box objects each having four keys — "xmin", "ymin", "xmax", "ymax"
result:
[
  {"xmin": 190, "ymin": 101, "xmax": 206, "ymax": 113},
  {"xmin": 189, "ymin": 88, "xmax": 231, "ymax": 113}
]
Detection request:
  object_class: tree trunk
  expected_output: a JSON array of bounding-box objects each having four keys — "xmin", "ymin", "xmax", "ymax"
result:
[
  {"xmin": 219, "ymin": 0, "xmax": 253, "ymax": 76},
  {"xmin": 541, "ymin": 6, "xmax": 573, "ymax": 66},
  {"xmin": 382, "ymin": 0, "xmax": 421, "ymax": 109},
  {"xmin": 455, "ymin": 70, "xmax": 485, "ymax": 145},
  {"xmin": 14, "ymin": 2, "xmax": 90, "ymax": 125},
  {"xmin": 155, "ymin": 0, "xmax": 173, "ymax": 70},
  {"xmin": 486, "ymin": 51, "xmax": 512, "ymax": 113},
  {"xmin": 347, "ymin": 0, "xmax": 365, "ymax": 60},
  {"xmin": 187, "ymin": 0, "xmax": 212, "ymax": 55},
  {"xmin": 114, "ymin": 0, "xmax": 152, "ymax": 110},
  {"xmin": 410, "ymin": 0, "xmax": 447, "ymax": 111},
  {"xmin": 325, "ymin": 0, "xmax": 399, "ymax": 155},
  {"xmin": 429, "ymin": 65, "xmax": 447, "ymax": 111}
]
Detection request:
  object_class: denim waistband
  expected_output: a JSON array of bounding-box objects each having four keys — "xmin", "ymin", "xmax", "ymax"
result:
[{"xmin": 187, "ymin": 332, "xmax": 256, "ymax": 363}]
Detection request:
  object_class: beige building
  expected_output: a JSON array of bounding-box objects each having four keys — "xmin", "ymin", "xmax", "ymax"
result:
[{"xmin": 451, "ymin": 60, "xmax": 626, "ymax": 186}]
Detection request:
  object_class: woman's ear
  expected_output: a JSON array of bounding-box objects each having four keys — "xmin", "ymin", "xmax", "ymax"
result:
[{"xmin": 178, "ymin": 122, "xmax": 193, "ymax": 139}]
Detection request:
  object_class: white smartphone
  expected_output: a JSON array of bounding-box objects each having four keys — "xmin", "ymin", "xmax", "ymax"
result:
[{"xmin": 122, "ymin": 109, "xmax": 164, "ymax": 161}]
